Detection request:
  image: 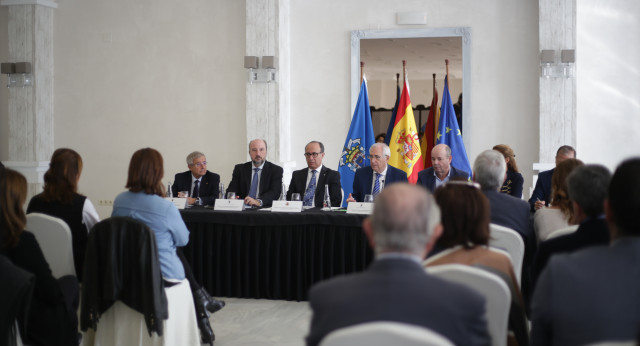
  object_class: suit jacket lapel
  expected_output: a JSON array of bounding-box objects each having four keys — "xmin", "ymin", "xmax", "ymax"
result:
[{"xmin": 259, "ymin": 162, "xmax": 270, "ymax": 195}]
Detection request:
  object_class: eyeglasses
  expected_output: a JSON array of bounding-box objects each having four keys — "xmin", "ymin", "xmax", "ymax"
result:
[
  {"xmin": 304, "ymin": 152, "xmax": 322, "ymax": 158},
  {"xmin": 369, "ymin": 154, "xmax": 386, "ymax": 161},
  {"xmin": 191, "ymin": 161, "xmax": 207, "ymax": 167},
  {"xmin": 444, "ymin": 180, "xmax": 481, "ymax": 189}
]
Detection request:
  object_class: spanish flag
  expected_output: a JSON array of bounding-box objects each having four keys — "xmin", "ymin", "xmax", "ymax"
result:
[{"xmin": 388, "ymin": 78, "xmax": 424, "ymax": 184}]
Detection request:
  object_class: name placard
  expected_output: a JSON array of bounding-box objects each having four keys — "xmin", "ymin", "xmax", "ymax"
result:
[
  {"xmin": 271, "ymin": 200, "xmax": 303, "ymax": 213},
  {"xmin": 165, "ymin": 197, "xmax": 188, "ymax": 210},
  {"xmin": 346, "ymin": 202, "xmax": 374, "ymax": 215},
  {"xmin": 214, "ymin": 199, "xmax": 245, "ymax": 211}
]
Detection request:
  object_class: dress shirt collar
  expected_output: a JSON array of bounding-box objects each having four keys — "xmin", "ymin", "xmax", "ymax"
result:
[{"xmin": 308, "ymin": 165, "xmax": 322, "ymax": 175}]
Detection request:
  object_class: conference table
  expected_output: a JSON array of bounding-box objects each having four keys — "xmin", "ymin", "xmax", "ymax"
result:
[{"xmin": 180, "ymin": 207, "xmax": 373, "ymax": 301}]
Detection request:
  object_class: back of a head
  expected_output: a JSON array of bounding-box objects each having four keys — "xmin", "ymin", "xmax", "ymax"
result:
[
  {"xmin": 126, "ymin": 148, "xmax": 165, "ymax": 197},
  {"xmin": 473, "ymin": 150, "xmax": 506, "ymax": 191},
  {"xmin": 0, "ymin": 169, "xmax": 28, "ymax": 249},
  {"xmin": 434, "ymin": 182, "xmax": 490, "ymax": 249},
  {"xmin": 43, "ymin": 148, "xmax": 83, "ymax": 203},
  {"xmin": 371, "ymin": 183, "xmax": 440, "ymax": 255},
  {"xmin": 609, "ymin": 158, "xmax": 640, "ymax": 237},
  {"xmin": 567, "ymin": 164, "xmax": 611, "ymax": 218}
]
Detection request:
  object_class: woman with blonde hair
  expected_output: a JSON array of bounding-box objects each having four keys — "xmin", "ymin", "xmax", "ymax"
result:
[{"xmin": 492, "ymin": 144, "xmax": 524, "ymax": 198}]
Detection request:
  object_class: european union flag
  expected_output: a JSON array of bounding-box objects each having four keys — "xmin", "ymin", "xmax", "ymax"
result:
[
  {"xmin": 436, "ymin": 76, "xmax": 471, "ymax": 174},
  {"xmin": 338, "ymin": 78, "xmax": 375, "ymax": 207}
]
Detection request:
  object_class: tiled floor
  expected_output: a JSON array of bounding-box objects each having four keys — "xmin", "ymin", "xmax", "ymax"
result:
[{"xmin": 208, "ymin": 298, "xmax": 312, "ymax": 346}]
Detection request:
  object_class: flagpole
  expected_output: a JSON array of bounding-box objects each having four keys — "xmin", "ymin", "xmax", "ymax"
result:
[
  {"xmin": 445, "ymin": 59, "xmax": 449, "ymax": 79},
  {"xmin": 360, "ymin": 61, "xmax": 364, "ymax": 85},
  {"xmin": 396, "ymin": 73, "xmax": 400, "ymax": 89},
  {"xmin": 402, "ymin": 60, "xmax": 406, "ymax": 82},
  {"xmin": 432, "ymin": 73, "xmax": 437, "ymax": 145}
]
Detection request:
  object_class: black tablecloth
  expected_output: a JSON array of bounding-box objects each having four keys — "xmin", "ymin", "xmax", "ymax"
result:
[{"xmin": 181, "ymin": 207, "xmax": 373, "ymax": 301}]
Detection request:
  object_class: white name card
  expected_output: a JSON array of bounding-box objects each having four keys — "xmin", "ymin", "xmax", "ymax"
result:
[
  {"xmin": 165, "ymin": 197, "xmax": 188, "ymax": 210},
  {"xmin": 271, "ymin": 200, "xmax": 303, "ymax": 213},
  {"xmin": 346, "ymin": 202, "xmax": 374, "ymax": 215},
  {"xmin": 214, "ymin": 199, "xmax": 245, "ymax": 211}
]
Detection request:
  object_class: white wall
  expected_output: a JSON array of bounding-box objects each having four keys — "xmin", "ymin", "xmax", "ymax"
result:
[{"xmin": 577, "ymin": 0, "xmax": 640, "ymax": 170}]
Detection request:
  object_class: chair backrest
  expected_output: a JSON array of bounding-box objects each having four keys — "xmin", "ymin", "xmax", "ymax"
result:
[
  {"xmin": 426, "ymin": 264, "xmax": 510, "ymax": 346},
  {"xmin": 545, "ymin": 224, "xmax": 579, "ymax": 240},
  {"xmin": 488, "ymin": 223, "xmax": 524, "ymax": 285},
  {"xmin": 25, "ymin": 213, "xmax": 76, "ymax": 278},
  {"xmin": 319, "ymin": 321, "xmax": 455, "ymax": 346}
]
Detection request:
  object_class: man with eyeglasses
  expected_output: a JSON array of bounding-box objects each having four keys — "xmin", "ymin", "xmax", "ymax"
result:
[
  {"xmin": 346, "ymin": 143, "xmax": 407, "ymax": 202},
  {"xmin": 287, "ymin": 141, "xmax": 342, "ymax": 207},
  {"xmin": 172, "ymin": 151, "xmax": 220, "ymax": 206}
]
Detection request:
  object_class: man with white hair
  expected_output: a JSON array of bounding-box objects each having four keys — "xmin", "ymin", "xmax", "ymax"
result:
[
  {"xmin": 306, "ymin": 183, "xmax": 490, "ymax": 346},
  {"xmin": 172, "ymin": 151, "xmax": 220, "ymax": 206},
  {"xmin": 346, "ymin": 143, "xmax": 407, "ymax": 202}
]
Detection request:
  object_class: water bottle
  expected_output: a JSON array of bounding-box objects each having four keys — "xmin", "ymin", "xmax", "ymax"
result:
[
  {"xmin": 279, "ymin": 183, "xmax": 286, "ymax": 201},
  {"xmin": 322, "ymin": 184, "xmax": 332, "ymax": 211},
  {"xmin": 167, "ymin": 182, "xmax": 172, "ymax": 198},
  {"xmin": 219, "ymin": 182, "xmax": 225, "ymax": 199}
]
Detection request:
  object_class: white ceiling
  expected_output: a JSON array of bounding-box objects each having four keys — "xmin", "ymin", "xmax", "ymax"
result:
[{"xmin": 360, "ymin": 37, "xmax": 463, "ymax": 81}]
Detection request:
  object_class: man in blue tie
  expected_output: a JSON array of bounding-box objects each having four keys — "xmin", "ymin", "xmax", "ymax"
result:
[
  {"xmin": 346, "ymin": 143, "xmax": 408, "ymax": 202},
  {"xmin": 227, "ymin": 139, "xmax": 283, "ymax": 208},
  {"xmin": 286, "ymin": 141, "xmax": 342, "ymax": 207}
]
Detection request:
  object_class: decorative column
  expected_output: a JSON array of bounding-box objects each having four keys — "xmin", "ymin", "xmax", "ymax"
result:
[
  {"xmin": 1, "ymin": 0, "xmax": 56, "ymax": 199},
  {"xmin": 537, "ymin": 0, "xmax": 576, "ymax": 169},
  {"xmin": 245, "ymin": 0, "xmax": 294, "ymax": 176}
]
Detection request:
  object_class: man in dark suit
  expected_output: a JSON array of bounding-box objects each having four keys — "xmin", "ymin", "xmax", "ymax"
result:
[
  {"xmin": 346, "ymin": 143, "xmax": 407, "ymax": 202},
  {"xmin": 306, "ymin": 183, "xmax": 490, "ymax": 346},
  {"xmin": 172, "ymin": 151, "xmax": 220, "ymax": 206},
  {"xmin": 227, "ymin": 139, "xmax": 283, "ymax": 208},
  {"xmin": 474, "ymin": 149, "xmax": 535, "ymax": 302},
  {"xmin": 531, "ymin": 158, "xmax": 640, "ymax": 346},
  {"xmin": 530, "ymin": 164, "xmax": 611, "ymax": 293},
  {"xmin": 417, "ymin": 144, "xmax": 469, "ymax": 192},
  {"xmin": 528, "ymin": 145, "xmax": 576, "ymax": 211},
  {"xmin": 286, "ymin": 141, "xmax": 342, "ymax": 208}
]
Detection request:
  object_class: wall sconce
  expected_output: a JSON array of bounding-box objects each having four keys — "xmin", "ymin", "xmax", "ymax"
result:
[
  {"xmin": 244, "ymin": 56, "xmax": 277, "ymax": 84},
  {"xmin": 1, "ymin": 62, "xmax": 33, "ymax": 88},
  {"xmin": 540, "ymin": 49, "xmax": 575, "ymax": 79}
]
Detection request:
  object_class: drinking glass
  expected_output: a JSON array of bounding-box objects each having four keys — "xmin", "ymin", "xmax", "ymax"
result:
[
  {"xmin": 291, "ymin": 193, "xmax": 301, "ymax": 201},
  {"xmin": 178, "ymin": 191, "xmax": 189, "ymax": 198},
  {"xmin": 227, "ymin": 192, "xmax": 236, "ymax": 200},
  {"xmin": 364, "ymin": 194, "xmax": 374, "ymax": 203}
]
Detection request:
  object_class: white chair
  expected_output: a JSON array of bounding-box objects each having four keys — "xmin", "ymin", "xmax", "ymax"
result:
[
  {"xmin": 489, "ymin": 223, "xmax": 524, "ymax": 285},
  {"xmin": 545, "ymin": 224, "xmax": 578, "ymax": 240},
  {"xmin": 25, "ymin": 213, "xmax": 76, "ymax": 278},
  {"xmin": 427, "ymin": 264, "xmax": 510, "ymax": 346},
  {"xmin": 320, "ymin": 321, "xmax": 455, "ymax": 346}
]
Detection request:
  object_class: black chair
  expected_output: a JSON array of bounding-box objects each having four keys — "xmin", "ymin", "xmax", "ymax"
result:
[{"xmin": 0, "ymin": 255, "xmax": 35, "ymax": 346}]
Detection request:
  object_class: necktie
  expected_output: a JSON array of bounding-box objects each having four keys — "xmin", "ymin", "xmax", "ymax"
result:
[
  {"xmin": 303, "ymin": 170, "xmax": 317, "ymax": 206},
  {"xmin": 192, "ymin": 180, "xmax": 200, "ymax": 198},
  {"xmin": 249, "ymin": 168, "xmax": 260, "ymax": 198},
  {"xmin": 373, "ymin": 173, "xmax": 381, "ymax": 196}
]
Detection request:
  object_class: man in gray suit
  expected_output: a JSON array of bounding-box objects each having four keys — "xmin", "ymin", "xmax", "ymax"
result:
[
  {"xmin": 306, "ymin": 183, "xmax": 490, "ymax": 346},
  {"xmin": 531, "ymin": 157, "xmax": 640, "ymax": 346}
]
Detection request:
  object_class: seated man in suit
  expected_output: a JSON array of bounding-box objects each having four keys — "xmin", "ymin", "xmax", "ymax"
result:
[
  {"xmin": 528, "ymin": 145, "xmax": 576, "ymax": 211},
  {"xmin": 531, "ymin": 158, "xmax": 640, "ymax": 346},
  {"xmin": 417, "ymin": 144, "xmax": 469, "ymax": 192},
  {"xmin": 346, "ymin": 143, "xmax": 407, "ymax": 202},
  {"xmin": 227, "ymin": 139, "xmax": 283, "ymax": 208},
  {"xmin": 530, "ymin": 164, "xmax": 611, "ymax": 294},
  {"xmin": 286, "ymin": 141, "xmax": 342, "ymax": 208},
  {"xmin": 306, "ymin": 183, "xmax": 490, "ymax": 346},
  {"xmin": 474, "ymin": 149, "xmax": 535, "ymax": 302},
  {"xmin": 172, "ymin": 151, "xmax": 220, "ymax": 206}
]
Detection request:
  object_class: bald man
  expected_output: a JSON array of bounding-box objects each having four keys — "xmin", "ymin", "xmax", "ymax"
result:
[{"xmin": 417, "ymin": 144, "xmax": 470, "ymax": 192}]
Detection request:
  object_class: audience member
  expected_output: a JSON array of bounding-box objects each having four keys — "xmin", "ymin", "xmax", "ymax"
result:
[
  {"xmin": 531, "ymin": 157, "xmax": 640, "ymax": 345},
  {"xmin": 375, "ymin": 133, "xmax": 385, "ymax": 143},
  {"xmin": 172, "ymin": 151, "xmax": 220, "ymax": 206},
  {"xmin": 453, "ymin": 93, "xmax": 463, "ymax": 132},
  {"xmin": 493, "ymin": 144, "xmax": 524, "ymax": 198},
  {"xmin": 346, "ymin": 143, "xmax": 407, "ymax": 202},
  {"xmin": 111, "ymin": 148, "xmax": 217, "ymax": 344},
  {"xmin": 227, "ymin": 139, "xmax": 283, "ymax": 208},
  {"xmin": 417, "ymin": 144, "xmax": 470, "ymax": 192},
  {"xmin": 533, "ymin": 158, "xmax": 583, "ymax": 241},
  {"xmin": 528, "ymin": 145, "xmax": 576, "ymax": 211},
  {"xmin": 1, "ymin": 168, "xmax": 80, "ymax": 346},
  {"xmin": 306, "ymin": 183, "xmax": 490, "ymax": 346},
  {"xmin": 426, "ymin": 180, "xmax": 528, "ymax": 346},
  {"xmin": 287, "ymin": 141, "xmax": 341, "ymax": 207},
  {"xmin": 530, "ymin": 164, "xmax": 611, "ymax": 294},
  {"xmin": 26, "ymin": 148, "xmax": 99, "ymax": 281}
]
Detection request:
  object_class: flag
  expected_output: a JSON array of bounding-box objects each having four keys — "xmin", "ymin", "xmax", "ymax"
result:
[
  {"xmin": 436, "ymin": 76, "xmax": 471, "ymax": 174},
  {"xmin": 384, "ymin": 83, "xmax": 401, "ymax": 146},
  {"xmin": 420, "ymin": 86, "xmax": 439, "ymax": 169},
  {"xmin": 338, "ymin": 77, "xmax": 375, "ymax": 207},
  {"xmin": 388, "ymin": 78, "xmax": 424, "ymax": 183}
]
